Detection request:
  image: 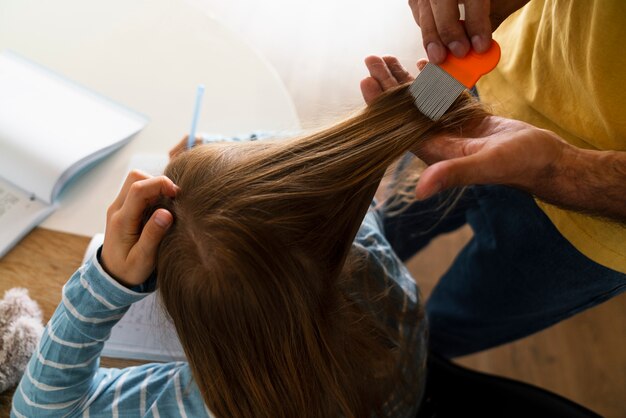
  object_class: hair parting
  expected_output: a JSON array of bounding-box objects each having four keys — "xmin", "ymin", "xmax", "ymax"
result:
[{"xmin": 155, "ymin": 84, "xmax": 487, "ymax": 418}]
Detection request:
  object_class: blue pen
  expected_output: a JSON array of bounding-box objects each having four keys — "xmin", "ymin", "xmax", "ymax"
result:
[{"xmin": 187, "ymin": 84, "xmax": 205, "ymax": 149}]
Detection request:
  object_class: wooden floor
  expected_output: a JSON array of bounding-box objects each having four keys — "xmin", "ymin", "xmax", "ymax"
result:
[
  {"xmin": 1, "ymin": 1, "xmax": 624, "ymax": 416},
  {"xmin": 193, "ymin": 1, "xmax": 625, "ymax": 416}
]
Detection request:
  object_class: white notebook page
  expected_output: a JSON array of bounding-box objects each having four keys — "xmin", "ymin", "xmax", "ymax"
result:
[
  {"xmin": 104, "ymin": 292, "xmax": 185, "ymax": 362},
  {"xmin": 0, "ymin": 178, "xmax": 54, "ymax": 258},
  {"xmin": 0, "ymin": 51, "xmax": 147, "ymax": 204}
]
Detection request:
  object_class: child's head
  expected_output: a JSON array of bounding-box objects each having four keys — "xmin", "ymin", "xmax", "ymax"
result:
[{"xmin": 155, "ymin": 85, "xmax": 485, "ymax": 418}]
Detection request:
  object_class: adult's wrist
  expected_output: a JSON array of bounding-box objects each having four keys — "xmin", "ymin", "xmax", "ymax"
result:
[
  {"xmin": 519, "ymin": 128, "xmax": 569, "ymax": 196},
  {"xmin": 536, "ymin": 140, "xmax": 626, "ymax": 222},
  {"xmin": 534, "ymin": 139, "xmax": 587, "ymax": 208}
]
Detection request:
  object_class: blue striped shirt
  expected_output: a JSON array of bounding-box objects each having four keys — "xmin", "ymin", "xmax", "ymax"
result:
[{"xmin": 11, "ymin": 205, "xmax": 426, "ymax": 418}]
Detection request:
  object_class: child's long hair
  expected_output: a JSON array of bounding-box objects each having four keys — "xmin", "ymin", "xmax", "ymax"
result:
[{"xmin": 156, "ymin": 84, "xmax": 486, "ymax": 418}]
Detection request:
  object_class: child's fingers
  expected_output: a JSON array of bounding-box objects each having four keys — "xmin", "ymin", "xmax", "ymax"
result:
[
  {"xmin": 110, "ymin": 170, "xmax": 152, "ymax": 212},
  {"xmin": 127, "ymin": 208, "xmax": 173, "ymax": 281},
  {"xmin": 119, "ymin": 176, "xmax": 179, "ymax": 231},
  {"xmin": 382, "ymin": 56, "xmax": 414, "ymax": 84}
]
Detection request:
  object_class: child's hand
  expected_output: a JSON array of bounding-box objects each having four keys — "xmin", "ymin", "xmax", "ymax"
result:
[
  {"xmin": 169, "ymin": 135, "xmax": 202, "ymax": 159},
  {"xmin": 101, "ymin": 170, "xmax": 179, "ymax": 288}
]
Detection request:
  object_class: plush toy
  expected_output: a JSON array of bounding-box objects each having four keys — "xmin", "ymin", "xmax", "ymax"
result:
[{"xmin": 0, "ymin": 288, "xmax": 44, "ymax": 393}]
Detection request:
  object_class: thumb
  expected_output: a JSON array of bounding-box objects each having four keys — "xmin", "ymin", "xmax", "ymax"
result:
[
  {"xmin": 131, "ymin": 209, "xmax": 173, "ymax": 273},
  {"xmin": 415, "ymin": 154, "xmax": 493, "ymax": 200}
]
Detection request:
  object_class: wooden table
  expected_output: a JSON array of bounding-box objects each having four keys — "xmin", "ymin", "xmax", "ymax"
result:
[
  {"xmin": 0, "ymin": 229, "xmax": 141, "ymax": 414},
  {"xmin": 0, "ymin": 0, "xmax": 299, "ymax": 414},
  {"xmin": 0, "ymin": 228, "xmax": 169, "ymax": 413}
]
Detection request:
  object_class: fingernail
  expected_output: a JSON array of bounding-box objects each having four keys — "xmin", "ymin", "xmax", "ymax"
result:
[
  {"xmin": 471, "ymin": 35, "xmax": 489, "ymax": 53},
  {"xmin": 426, "ymin": 42, "xmax": 447, "ymax": 64},
  {"xmin": 448, "ymin": 41, "xmax": 469, "ymax": 58},
  {"xmin": 154, "ymin": 210, "xmax": 171, "ymax": 228}
]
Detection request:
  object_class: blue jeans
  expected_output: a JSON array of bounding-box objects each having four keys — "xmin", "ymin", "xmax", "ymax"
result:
[{"xmin": 380, "ymin": 184, "xmax": 626, "ymax": 358}]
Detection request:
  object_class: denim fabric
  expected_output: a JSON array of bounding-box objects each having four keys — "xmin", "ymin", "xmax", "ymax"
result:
[{"xmin": 380, "ymin": 185, "xmax": 626, "ymax": 358}]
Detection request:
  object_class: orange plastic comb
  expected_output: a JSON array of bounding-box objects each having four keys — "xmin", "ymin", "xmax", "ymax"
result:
[{"xmin": 409, "ymin": 40, "xmax": 501, "ymax": 121}]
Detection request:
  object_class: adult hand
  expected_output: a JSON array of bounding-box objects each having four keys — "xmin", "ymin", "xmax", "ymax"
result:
[
  {"xmin": 408, "ymin": 0, "xmax": 530, "ymax": 64},
  {"xmin": 413, "ymin": 116, "xmax": 566, "ymax": 200},
  {"xmin": 101, "ymin": 170, "xmax": 179, "ymax": 287},
  {"xmin": 361, "ymin": 55, "xmax": 567, "ymax": 200},
  {"xmin": 360, "ymin": 55, "xmax": 424, "ymax": 105},
  {"xmin": 363, "ymin": 56, "xmax": 626, "ymax": 223},
  {"xmin": 169, "ymin": 135, "xmax": 202, "ymax": 159}
]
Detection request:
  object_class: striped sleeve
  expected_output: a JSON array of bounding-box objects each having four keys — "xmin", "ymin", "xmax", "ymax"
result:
[{"xmin": 11, "ymin": 248, "xmax": 148, "ymax": 417}]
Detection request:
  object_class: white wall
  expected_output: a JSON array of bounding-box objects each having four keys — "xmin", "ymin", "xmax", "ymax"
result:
[{"xmin": 184, "ymin": 0, "xmax": 426, "ymax": 127}]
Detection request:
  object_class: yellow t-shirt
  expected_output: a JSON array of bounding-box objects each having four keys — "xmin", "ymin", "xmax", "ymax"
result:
[{"xmin": 477, "ymin": 0, "xmax": 626, "ymax": 274}]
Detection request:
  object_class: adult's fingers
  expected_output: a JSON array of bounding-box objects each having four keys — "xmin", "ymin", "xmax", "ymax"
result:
[
  {"xmin": 360, "ymin": 77, "xmax": 384, "ymax": 105},
  {"xmin": 119, "ymin": 176, "xmax": 179, "ymax": 230},
  {"xmin": 415, "ymin": 152, "xmax": 493, "ymax": 199},
  {"xmin": 382, "ymin": 56, "xmax": 414, "ymax": 84},
  {"xmin": 416, "ymin": 59, "xmax": 429, "ymax": 72},
  {"xmin": 364, "ymin": 56, "xmax": 400, "ymax": 90},
  {"xmin": 463, "ymin": 0, "xmax": 492, "ymax": 52},
  {"xmin": 110, "ymin": 170, "xmax": 152, "ymax": 212},
  {"xmin": 430, "ymin": 0, "xmax": 469, "ymax": 57},
  {"xmin": 417, "ymin": 133, "xmax": 487, "ymax": 164},
  {"xmin": 416, "ymin": 135, "xmax": 466, "ymax": 164},
  {"xmin": 414, "ymin": 0, "xmax": 447, "ymax": 64}
]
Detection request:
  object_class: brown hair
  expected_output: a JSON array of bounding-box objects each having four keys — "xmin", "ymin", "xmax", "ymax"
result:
[{"xmin": 156, "ymin": 84, "xmax": 486, "ymax": 418}]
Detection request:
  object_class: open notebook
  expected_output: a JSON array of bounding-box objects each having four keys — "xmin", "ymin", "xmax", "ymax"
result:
[
  {"xmin": 0, "ymin": 50, "xmax": 148, "ymax": 257},
  {"xmin": 84, "ymin": 154, "xmax": 185, "ymax": 362}
]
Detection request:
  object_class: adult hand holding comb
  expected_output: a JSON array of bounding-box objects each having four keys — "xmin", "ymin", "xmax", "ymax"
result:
[
  {"xmin": 361, "ymin": 56, "xmax": 626, "ymax": 224},
  {"xmin": 361, "ymin": 55, "xmax": 564, "ymax": 196},
  {"xmin": 408, "ymin": 0, "xmax": 530, "ymax": 63}
]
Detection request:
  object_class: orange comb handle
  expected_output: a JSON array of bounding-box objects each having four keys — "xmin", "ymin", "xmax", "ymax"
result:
[{"xmin": 439, "ymin": 40, "xmax": 501, "ymax": 88}]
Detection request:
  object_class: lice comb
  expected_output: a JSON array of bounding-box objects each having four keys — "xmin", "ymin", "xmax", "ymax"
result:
[{"xmin": 409, "ymin": 40, "xmax": 501, "ymax": 121}]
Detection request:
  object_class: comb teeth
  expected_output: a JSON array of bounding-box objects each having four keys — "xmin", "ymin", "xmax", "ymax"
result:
[{"xmin": 409, "ymin": 63, "xmax": 466, "ymax": 121}]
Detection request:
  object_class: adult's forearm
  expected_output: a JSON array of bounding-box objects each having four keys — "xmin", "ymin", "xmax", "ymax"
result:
[{"xmin": 536, "ymin": 145, "xmax": 626, "ymax": 224}]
